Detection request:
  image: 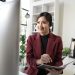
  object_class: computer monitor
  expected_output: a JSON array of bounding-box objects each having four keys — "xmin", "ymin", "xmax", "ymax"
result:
[{"xmin": 0, "ymin": 0, "xmax": 20, "ymax": 75}]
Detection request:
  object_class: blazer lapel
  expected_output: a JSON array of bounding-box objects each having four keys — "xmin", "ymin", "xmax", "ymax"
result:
[
  {"xmin": 35, "ymin": 33, "xmax": 41, "ymax": 57},
  {"xmin": 46, "ymin": 33, "xmax": 55, "ymax": 55}
]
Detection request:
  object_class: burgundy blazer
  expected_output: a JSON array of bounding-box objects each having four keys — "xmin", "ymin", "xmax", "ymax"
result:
[{"xmin": 25, "ymin": 32, "xmax": 63, "ymax": 75}]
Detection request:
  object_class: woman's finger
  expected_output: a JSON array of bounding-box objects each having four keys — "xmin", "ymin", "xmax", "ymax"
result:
[{"xmin": 41, "ymin": 54, "xmax": 52, "ymax": 63}]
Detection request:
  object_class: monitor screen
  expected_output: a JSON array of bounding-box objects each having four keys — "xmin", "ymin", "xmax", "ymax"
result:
[{"xmin": 0, "ymin": 0, "xmax": 20, "ymax": 75}]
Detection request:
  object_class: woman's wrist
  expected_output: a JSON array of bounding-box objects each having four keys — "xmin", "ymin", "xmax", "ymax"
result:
[{"xmin": 36, "ymin": 59, "xmax": 43, "ymax": 65}]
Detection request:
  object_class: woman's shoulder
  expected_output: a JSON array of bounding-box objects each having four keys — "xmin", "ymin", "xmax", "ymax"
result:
[
  {"xmin": 51, "ymin": 33, "xmax": 62, "ymax": 40},
  {"xmin": 27, "ymin": 32, "xmax": 38, "ymax": 40},
  {"xmin": 29, "ymin": 32, "xmax": 38, "ymax": 37}
]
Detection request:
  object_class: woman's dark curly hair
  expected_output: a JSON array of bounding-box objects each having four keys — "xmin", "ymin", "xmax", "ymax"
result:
[{"xmin": 37, "ymin": 12, "xmax": 53, "ymax": 31}]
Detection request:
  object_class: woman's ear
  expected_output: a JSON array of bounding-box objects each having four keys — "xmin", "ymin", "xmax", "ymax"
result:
[
  {"xmin": 52, "ymin": 24, "xmax": 53, "ymax": 32},
  {"xmin": 50, "ymin": 24, "xmax": 53, "ymax": 32}
]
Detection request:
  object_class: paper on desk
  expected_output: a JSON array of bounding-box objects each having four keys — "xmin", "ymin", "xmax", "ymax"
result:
[
  {"xmin": 37, "ymin": 60, "xmax": 75, "ymax": 70},
  {"xmin": 63, "ymin": 56, "xmax": 75, "ymax": 65}
]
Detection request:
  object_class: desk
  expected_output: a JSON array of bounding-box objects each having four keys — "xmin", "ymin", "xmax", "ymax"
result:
[{"xmin": 62, "ymin": 56, "xmax": 75, "ymax": 75}]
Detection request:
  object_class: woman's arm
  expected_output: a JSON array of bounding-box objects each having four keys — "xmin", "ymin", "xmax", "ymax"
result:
[
  {"xmin": 46, "ymin": 37, "xmax": 63, "ymax": 74},
  {"xmin": 54, "ymin": 37, "xmax": 63, "ymax": 66},
  {"xmin": 26, "ymin": 36, "xmax": 37, "ymax": 68}
]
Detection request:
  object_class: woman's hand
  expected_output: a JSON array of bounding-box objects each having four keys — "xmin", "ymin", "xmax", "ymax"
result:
[
  {"xmin": 41, "ymin": 54, "xmax": 52, "ymax": 64},
  {"xmin": 36, "ymin": 54, "xmax": 52, "ymax": 65},
  {"xmin": 46, "ymin": 68, "xmax": 63, "ymax": 74}
]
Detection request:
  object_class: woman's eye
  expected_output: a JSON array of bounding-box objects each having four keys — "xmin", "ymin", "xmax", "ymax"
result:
[
  {"xmin": 37, "ymin": 21, "xmax": 47, "ymax": 24},
  {"xmin": 42, "ymin": 21, "xmax": 46, "ymax": 24}
]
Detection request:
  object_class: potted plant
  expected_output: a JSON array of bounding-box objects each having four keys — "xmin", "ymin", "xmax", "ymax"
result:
[
  {"xmin": 19, "ymin": 34, "xmax": 26, "ymax": 65},
  {"xmin": 62, "ymin": 47, "xmax": 70, "ymax": 56}
]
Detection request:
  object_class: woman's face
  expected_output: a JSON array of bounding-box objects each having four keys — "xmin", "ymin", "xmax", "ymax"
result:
[{"xmin": 36, "ymin": 16, "xmax": 50, "ymax": 35}]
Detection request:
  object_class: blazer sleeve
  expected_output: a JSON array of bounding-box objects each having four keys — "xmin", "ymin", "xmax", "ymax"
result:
[
  {"xmin": 54, "ymin": 37, "xmax": 63, "ymax": 66},
  {"xmin": 26, "ymin": 35, "xmax": 37, "ymax": 69}
]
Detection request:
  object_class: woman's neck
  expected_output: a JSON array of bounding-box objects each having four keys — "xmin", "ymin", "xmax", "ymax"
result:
[{"xmin": 40, "ymin": 32, "xmax": 50, "ymax": 36}]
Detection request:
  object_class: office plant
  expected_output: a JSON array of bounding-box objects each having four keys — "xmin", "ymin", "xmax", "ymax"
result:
[{"xmin": 19, "ymin": 34, "xmax": 26, "ymax": 62}]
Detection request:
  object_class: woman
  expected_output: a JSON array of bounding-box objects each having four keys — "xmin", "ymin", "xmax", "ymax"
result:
[{"xmin": 25, "ymin": 12, "xmax": 63, "ymax": 75}]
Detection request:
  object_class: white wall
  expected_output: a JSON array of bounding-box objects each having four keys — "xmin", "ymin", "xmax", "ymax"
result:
[
  {"xmin": 20, "ymin": 0, "xmax": 32, "ymax": 40},
  {"xmin": 58, "ymin": 0, "xmax": 64, "ymax": 37},
  {"xmin": 20, "ymin": 0, "xmax": 30, "ymax": 10},
  {"xmin": 62, "ymin": 0, "xmax": 75, "ymax": 47}
]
